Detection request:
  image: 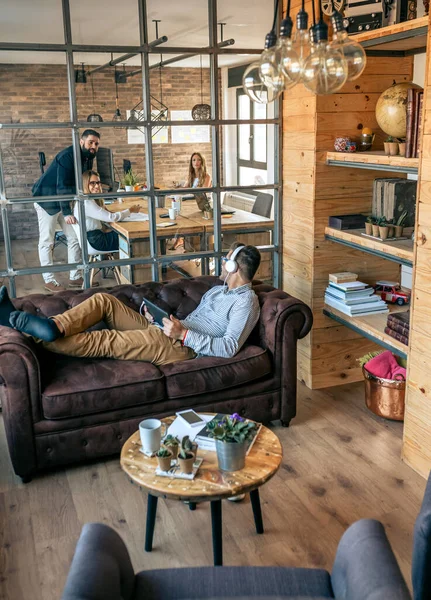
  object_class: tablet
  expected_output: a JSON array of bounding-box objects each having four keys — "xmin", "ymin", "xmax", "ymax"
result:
[{"xmin": 143, "ymin": 298, "xmax": 170, "ymax": 328}]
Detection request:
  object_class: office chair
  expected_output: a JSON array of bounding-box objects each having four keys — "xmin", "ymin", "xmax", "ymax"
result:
[
  {"xmin": 252, "ymin": 192, "xmax": 273, "ymax": 218},
  {"xmin": 72, "ymin": 224, "xmax": 121, "ymax": 287}
]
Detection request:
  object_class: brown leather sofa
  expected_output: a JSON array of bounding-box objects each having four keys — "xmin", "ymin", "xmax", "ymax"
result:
[{"xmin": 0, "ymin": 276, "xmax": 312, "ymax": 482}]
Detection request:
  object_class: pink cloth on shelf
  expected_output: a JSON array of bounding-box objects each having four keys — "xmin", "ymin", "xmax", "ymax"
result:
[{"xmin": 365, "ymin": 350, "xmax": 406, "ymax": 381}]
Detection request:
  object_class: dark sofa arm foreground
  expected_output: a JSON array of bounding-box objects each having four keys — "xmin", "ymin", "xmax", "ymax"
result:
[
  {"xmin": 0, "ymin": 277, "xmax": 313, "ymax": 480},
  {"xmin": 61, "ymin": 519, "xmax": 411, "ymax": 600}
]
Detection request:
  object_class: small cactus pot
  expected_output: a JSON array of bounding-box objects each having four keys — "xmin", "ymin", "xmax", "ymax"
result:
[
  {"xmin": 178, "ymin": 453, "xmax": 195, "ymax": 474},
  {"xmin": 365, "ymin": 222, "xmax": 373, "ymax": 235},
  {"xmin": 372, "ymin": 224, "xmax": 380, "ymax": 237},
  {"xmin": 156, "ymin": 451, "xmax": 173, "ymax": 472},
  {"xmin": 394, "ymin": 225, "xmax": 404, "ymax": 238}
]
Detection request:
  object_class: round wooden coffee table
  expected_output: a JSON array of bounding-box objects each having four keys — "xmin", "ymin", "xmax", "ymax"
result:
[{"xmin": 120, "ymin": 414, "xmax": 282, "ymax": 566}]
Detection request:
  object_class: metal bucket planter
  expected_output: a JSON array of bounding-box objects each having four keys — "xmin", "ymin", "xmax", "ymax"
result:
[
  {"xmin": 362, "ymin": 366, "xmax": 405, "ymax": 421},
  {"xmin": 215, "ymin": 440, "xmax": 247, "ymax": 472}
]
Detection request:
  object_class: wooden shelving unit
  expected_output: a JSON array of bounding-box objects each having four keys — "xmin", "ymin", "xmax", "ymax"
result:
[
  {"xmin": 323, "ymin": 304, "xmax": 409, "ymax": 359},
  {"xmin": 326, "ymin": 151, "xmax": 419, "ymax": 174},
  {"xmin": 325, "ymin": 227, "xmax": 414, "ymax": 266},
  {"xmin": 355, "ymin": 16, "xmax": 428, "ymax": 54}
]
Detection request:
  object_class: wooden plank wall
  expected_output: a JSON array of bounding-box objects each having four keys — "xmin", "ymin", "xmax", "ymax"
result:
[
  {"xmin": 403, "ymin": 20, "xmax": 431, "ymax": 478},
  {"xmin": 282, "ymin": 0, "xmax": 414, "ymax": 388}
]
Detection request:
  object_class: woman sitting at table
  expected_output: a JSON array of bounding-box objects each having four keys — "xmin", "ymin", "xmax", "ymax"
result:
[
  {"xmin": 171, "ymin": 152, "xmax": 212, "ymax": 251},
  {"xmin": 74, "ymin": 170, "xmax": 140, "ymax": 252}
]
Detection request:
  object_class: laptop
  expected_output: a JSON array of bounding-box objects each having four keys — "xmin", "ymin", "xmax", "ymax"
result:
[{"xmin": 194, "ymin": 192, "xmax": 235, "ymax": 214}]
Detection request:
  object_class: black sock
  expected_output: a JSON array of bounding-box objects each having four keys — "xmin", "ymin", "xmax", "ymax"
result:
[
  {"xmin": 0, "ymin": 286, "xmax": 16, "ymax": 328},
  {"xmin": 9, "ymin": 311, "xmax": 61, "ymax": 342}
]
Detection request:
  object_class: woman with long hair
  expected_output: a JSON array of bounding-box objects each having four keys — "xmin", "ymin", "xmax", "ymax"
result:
[
  {"xmin": 185, "ymin": 152, "xmax": 212, "ymax": 189},
  {"xmin": 74, "ymin": 170, "xmax": 140, "ymax": 252},
  {"xmin": 171, "ymin": 152, "xmax": 212, "ymax": 251}
]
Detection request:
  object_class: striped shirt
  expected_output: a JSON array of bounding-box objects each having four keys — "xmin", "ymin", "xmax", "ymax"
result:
[{"xmin": 181, "ymin": 283, "xmax": 260, "ymax": 359}]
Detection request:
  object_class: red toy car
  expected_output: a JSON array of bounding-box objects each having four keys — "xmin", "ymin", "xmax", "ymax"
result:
[{"xmin": 374, "ymin": 281, "xmax": 411, "ymax": 306}]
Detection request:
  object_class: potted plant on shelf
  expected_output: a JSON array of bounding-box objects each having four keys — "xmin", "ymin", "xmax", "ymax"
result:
[
  {"xmin": 178, "ymin": 435, "xmax": 195, "ymax": 474},
  {"xmin": 378, "ymin": 216, "xmax": 389, "ymax": 240},
  {"xmin": 163, "ymin": 434, "xmax": 179, "ymax": 460},
  {"xmin": 365, "ymin": 215, "xmax": 374, "ymax": 235},
  {"xmin": 398, "ymin": 139, "xmax": 406, "ymax": 157},
  {"xmin": 395, "ymin": 210, "xmax": 408, "ymax": 237},
  {"xmin": 384, "ymin": 136, "xmax": 399, "ymax": 156},
  {"xmin": 207, "ymin": 413, "xmax": 258, "ymax": 472},
  {"xmin": 387, "ymin": 218, "xmax": 395, "ymax": 238},
  {"xmin": 372, "ymin": 218, "xmax": 380, "ymax": 238},
  {"xmin": 155, "ymin": 446, "xmax": 173, "ymax": 472},
  {"xmin": 121, "ymin": 169, "xmax": 140, "ymax": 192}
]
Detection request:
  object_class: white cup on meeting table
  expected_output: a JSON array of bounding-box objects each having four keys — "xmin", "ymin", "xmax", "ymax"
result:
[
  {"xmin": 139, "ymin": 419, "xmax": 167, "ymax": 454},
  {"xmin": 171, "ymin": 199, "xmax": 181, "ymax": 215},
  {"xmin": 168, "ymin": 207, "xmax": 177, "ymax": 220}
]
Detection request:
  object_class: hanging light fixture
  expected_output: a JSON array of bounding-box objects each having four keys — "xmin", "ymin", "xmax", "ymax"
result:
[
  {"xmin": 75, "ymin": 62, "xmax": 87, "ymax": 84},
  {"xmin": 87, "ymin": 71, "xmax": 103, "ymax": 122},
  {"xmin": 112, "ymin": 56, "xmax": 122, "ymax": 122},
  {"xmin": 192, "ymin": 55, "xmax": 211, "ymax": 120},
  {"xmin": 128, "ymin": 20, "xmax": 168, "ymax": 137},
  {"xmin": 243, "ymin": 0, "xmax": 365, "ymax": 102}
]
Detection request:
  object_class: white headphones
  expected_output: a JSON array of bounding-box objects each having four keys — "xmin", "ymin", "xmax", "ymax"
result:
[{"xmin": 225, "ymin": 244, "xmax": 245, "ymax": 274}]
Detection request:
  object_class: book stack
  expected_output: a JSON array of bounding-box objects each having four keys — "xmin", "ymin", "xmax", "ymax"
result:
[
  {"xmin": 325, "ymin": 279, "xmax": 389, "ymax": 317},
  {"xmin": 406, "ymin": 87, "xmax": 424, "ymax": 159},
  {"xmin": 384, "ymin": 311, "xmax": 410, "ymax": 346},
  {"xmin": 372, "ymin": 178, "xmax": 416, "ymax": 228}
]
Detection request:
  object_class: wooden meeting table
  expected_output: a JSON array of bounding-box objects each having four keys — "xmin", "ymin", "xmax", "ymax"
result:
[{"xmin": 106, "ymin": 198, "xmax": 274, "ymax": 283}]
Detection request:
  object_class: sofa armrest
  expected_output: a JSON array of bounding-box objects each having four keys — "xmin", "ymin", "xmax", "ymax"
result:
[
  {"xmin": 258, "ymin": 290, "xmax": 313, "ymax": 354},
  {"xmin": 61, "ymin": 523, "xmax": 135, "ymax": 600},
  {"xmin": 256, "ymin": 289, "xmax": 313, "ymax": 424},
  {"xmin": 0, "ymin": 325, "xmax": 42, "ymax": 479},
  {"xmin": 331, "ymin": 519, "xmax": 411, "ymax": 600}
]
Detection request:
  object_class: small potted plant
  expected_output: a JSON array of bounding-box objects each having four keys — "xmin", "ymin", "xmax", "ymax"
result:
[
  {"xmin": 395, "ymin": 210, "xmax": 408, "ymax": 237},
  {"xmin": 121, "ymin": 169, "xmax": 140, "ymax": 192},
  {"xmin": 378, "ymin": 216, "xmax": 389, "ymax": 240},
  {"xmin": 178, "ymin": 435, "xmax": 195, "ymax": 474},
  {"xmin": 155, "ymin": 446, "xmax": 173, "ymax": 472},
  {"xmin": 387, "ymin": 218, "xmax": 395, "ymax": 238},
  {"xmin": 163, "ymin": 434, "xmax": 179, "ymax": 460},
  {"xmin": 384, "ymin": 136, "xmax": 398, "ymax": 156},
  {"xmin": 365, "ymin": 215, "xmax": 374, "ymax": 235},
  {"xmin": 398, "ymin": 138, "xmax": 406, "ymax": 157},
  {"xmin": 372, "ymin": 218, "xmax": 380, "ymax": 238},
  {"xmin": 207, "ymin": 413, "xmax": 258, "ymax": 472}
]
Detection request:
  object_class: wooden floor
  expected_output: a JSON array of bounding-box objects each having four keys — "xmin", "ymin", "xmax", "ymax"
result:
[
  {"xmin": 0, "ymin": 238, "xmax": 203, "ymax": 296},
  {"xmin": 0, "ymin": 380, "xmax": 426, "ymax": 599}
]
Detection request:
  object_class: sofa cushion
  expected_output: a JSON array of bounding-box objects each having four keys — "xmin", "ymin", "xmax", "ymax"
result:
[
  {"xmin": 41, "ymin": 357, "xmax": 165, "ymax": 420},
  {"xmin": 159, "ymin": 345, "xmax": 271, "ymax": 400},
  {"xmin": 134, "ymin": 566, "xmax": 333, "ymax": 599}
]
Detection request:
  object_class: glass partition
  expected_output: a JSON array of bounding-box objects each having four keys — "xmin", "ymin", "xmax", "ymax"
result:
[{"xmin": 0, "ymin": 0, "xmax": 280, "ymax": 296}]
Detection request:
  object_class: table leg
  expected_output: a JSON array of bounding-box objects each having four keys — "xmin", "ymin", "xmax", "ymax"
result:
[
  {"xmin": 250, "ymin": 489, "xmax": 264, "ymax": 534},
  {"xmin": 145, "ymin": 494, "xmax": 158, "ymax": 552},
  {"xmin": 210, "ymin": 500, "xmax": 223, "ymax": 566}
]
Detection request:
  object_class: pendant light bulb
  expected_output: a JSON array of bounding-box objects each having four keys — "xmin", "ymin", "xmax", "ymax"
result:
[
  {"xmin": 243, "ymin": 62, "xmax": 282, "ymax": 105},
  {"xmin": 277, "ymin": 16, "xmax": 301, "ymax": 89},
  {"xmin": 259, "ymin": 32, "xmax": 284, "ymax": 91},
  {"xmin": 293, "ymin": 5, "xmax": 311, "ymax": 81},
  {"xmin": 302, "ymin": 19, "xmax": 348, "ymax": 95},
  {"xmin": 330, "ymin": 11, "xmax": 366, "ymax": 81}
]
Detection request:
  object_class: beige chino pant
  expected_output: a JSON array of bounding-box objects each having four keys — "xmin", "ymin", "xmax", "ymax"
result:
[{"xmin": 44, "ymin": 293, "xmax": 195, "ymax": 366}]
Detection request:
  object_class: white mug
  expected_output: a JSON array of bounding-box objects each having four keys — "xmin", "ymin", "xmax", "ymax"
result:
[
  {"xmin": 172, "ymin": 200, "xmax": 181, "ymax": 215},
  {"xmin": 168, "ymin": 207, "xmax": 177, "ymax": 220},
  {"xmin": 139, "ymin": 419, "xmax": 167, "ymax": 454}
]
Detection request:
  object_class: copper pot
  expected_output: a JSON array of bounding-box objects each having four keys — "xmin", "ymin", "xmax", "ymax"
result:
[{"xmin": 362, "ymin": 366, "xmax": 405, "ymax": 421}]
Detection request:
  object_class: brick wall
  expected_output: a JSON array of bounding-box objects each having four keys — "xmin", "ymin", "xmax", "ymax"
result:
[{"xmin": 0, "ymin": 64, "xmax": 219, "ymax": 240}]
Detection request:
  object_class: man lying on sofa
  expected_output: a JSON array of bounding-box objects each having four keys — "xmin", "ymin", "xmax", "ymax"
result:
[{"xmin": 0, "ymin": 243, "xmax": 261, "ymax": 366}]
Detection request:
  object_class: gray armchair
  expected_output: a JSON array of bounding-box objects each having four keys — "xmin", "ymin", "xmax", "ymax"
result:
[{"xmin": 61, "ymin": 518, "xmax": 410, "ymax": 600}]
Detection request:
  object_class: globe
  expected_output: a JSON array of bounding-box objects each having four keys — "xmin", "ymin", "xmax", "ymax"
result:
[{"xmin": 375, "ymin": 82, "xmax": 422, "ymax": 139}]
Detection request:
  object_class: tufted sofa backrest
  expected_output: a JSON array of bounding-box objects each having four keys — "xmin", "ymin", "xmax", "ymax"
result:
[{"xmin": 13, "ymin": 276, "xmax": 276, "ymax": 322}]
